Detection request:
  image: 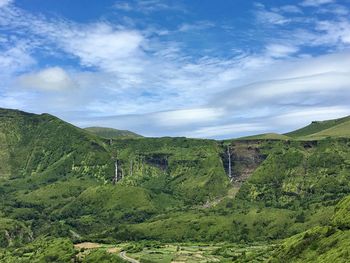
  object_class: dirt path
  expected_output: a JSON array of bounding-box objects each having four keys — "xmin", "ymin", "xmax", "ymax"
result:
[{"xmin": 119, "ymin": 251, "xmax": 140, "ymax": 263}]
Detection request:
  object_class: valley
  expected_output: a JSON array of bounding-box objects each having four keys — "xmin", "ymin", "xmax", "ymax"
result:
[{"xmin": 1, "ymin": 108, "xmax": 350, "ymax": 262}]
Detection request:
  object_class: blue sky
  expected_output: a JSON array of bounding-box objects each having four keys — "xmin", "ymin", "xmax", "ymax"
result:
[{"xmin": 1, "ymin": 0, "xmax": 350, "ymax": 138}]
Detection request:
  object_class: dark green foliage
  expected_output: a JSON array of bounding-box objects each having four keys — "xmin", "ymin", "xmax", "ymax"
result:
[
  {"xmin": 0, "ymin": 218, "xmax": 32, "ymax": 248},
  {"xmin": 0, "ymin": 238, "xmax": 75, "ymax": 262}
]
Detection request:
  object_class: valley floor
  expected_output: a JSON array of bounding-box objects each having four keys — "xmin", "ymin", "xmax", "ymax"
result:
[{"xmin": 73, "ymin": 241, "xmax": 276, "ymax": 263}]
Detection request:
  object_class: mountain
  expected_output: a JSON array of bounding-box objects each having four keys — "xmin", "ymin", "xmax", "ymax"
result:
[
  {"xmin": 285, "ymin": 115, "xmax": 350, "ymax": 139},
  {"xmin": 84, "ymin": 126, "xmax": 142, "ymax": 139},
  {"xmin": 0, "ymin": 108, "xmax": 113, "ymax": 181},
  {"xmin": 1, "ymin": 108, "xmax": 350, "ymax": 262}
]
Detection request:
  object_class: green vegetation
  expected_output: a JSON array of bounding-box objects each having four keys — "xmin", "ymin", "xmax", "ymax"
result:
[
  {"xmin": 269, "ymin": 194, "xmax": 350, "ymax": 262},
  {"xmin": 82, "ymin": 249, "xmax": 126, "ymax": 263},
  {"xmin": 285, "ymin": 115, "xmax": 350, "ymax": 139},
  {"xmin": 0, "ymin": 238, "xmax": 75, "ymax": 263},
  {"xmin": 1, "ymin": 107, "xmax": 350, "ymax": 262},
  {"xmin": 237, "ymin": 133, "xmax": 291, "ymax": 141},
  {"xmin": 84, "ymin": 126, "xmax": 142, "ymax": 139}
]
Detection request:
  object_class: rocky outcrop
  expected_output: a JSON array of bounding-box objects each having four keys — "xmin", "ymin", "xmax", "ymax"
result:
[
  {"xmin": 144, "ymin": 153, "xmax": 170, "ymax": 171},
  {"xmin": 221, "ymin": 141, "xmax": 267, "ymax": 186}
]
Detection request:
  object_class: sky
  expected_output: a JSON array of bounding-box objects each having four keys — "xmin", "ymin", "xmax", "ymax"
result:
[{"xmin": 1, "ymin": 0, "xmax": 350, "ymax": 139}]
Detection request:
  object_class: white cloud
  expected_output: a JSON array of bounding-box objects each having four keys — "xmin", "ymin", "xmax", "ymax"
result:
[
  {"xmin": 301, "ymin": 0, "xmax": 335, "ymax": 7},
  {"xmin": 113, "ymin": 0, "xmax": 182, "ymax": 13},
  {"xmin": 187, "ymin": 123, "xmax": 268, "ymax": 138},
  {"xmin": 178, "ymin": 21, "xmax": 215, "ymax": 32},
  {"xmin": 113, "ymin": 2, "xmax": 132, "ymax": 11},
  {"xmin": 272, "ymin": 106, "xmax": 350, "ymax": 127},
  {"xmin": 265, "ymin": 44, "xmax": 299, "ymax": 58},
  {"xmin": 276, "ymin": 5, "xmax": 303, "ymax": 13},
  {"xmin": 317, "ymin": 4, "xmax": 350, "ymax": 15},
  {"xmin": 255, "ymin": 4, "xmax": 290, "ymax": 25},
  {"xmin": 214, "ymin": 51, "xmax": 350, "ymax": 109},
  {"xmin": 60, "ymin": 24, "xmax": 145, "ymax": 73},
  {"xmin": 0, "ymin": 94, "xmax": 25, "ymax": 109},
  {"xmin": 0, "ymin": 44, "xmax": 34, "ymax": 74},
  {"xmin": 152, "ymin": 108, "xmax": 225, "ymax": 126},
  {"xmin": 315, "ymin": 20, "xmax": 350, "ymax": 45},
  {"xmin": 0, "ymin": 0, "xmax": 12, "ymax": 8},
  {"xmin": 18, "ymin": 67, "xmax": 76, "ymax": 91}
]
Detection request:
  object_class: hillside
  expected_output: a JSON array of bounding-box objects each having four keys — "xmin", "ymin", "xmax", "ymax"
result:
[
  {"xmin": 269, "ymin": 195, "xmax": 350, "ymax": 262},
  {"xmin": 0, "ymin": 108, "xmax": 113, "ymax": 181},
  {"xmin": 237, "ymin": 132, "xmax": 291, "ymax": 141},
  {"xmin": 301, "ymin": 120, "xmax": 350, "ymax": 140},
  {"xmin": 1, "ymin": 108, "xmax": 350, "ymax": 262},
  {"xmin": 285, "ymin": 115, "xmax": 350, "ymax": 139},
  {"xmin": 84, "ymin": 126, "xmax": 142, "ymax": 139}
]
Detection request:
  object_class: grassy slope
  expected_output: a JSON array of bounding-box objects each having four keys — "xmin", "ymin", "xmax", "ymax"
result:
[
  {"xmin": 285, "ymin": 115, "xmax": 350, "ymax": 138},
  {"xmin": 84, "ymin": 126, "xmax": 142, "ymax": 139},
  {"xmin": 301, "ymin": 120, "xmax": 350, "ymax": 140},
  {"xmin": 0, "ymin": 108, "xmax": 114, "ymax": 181},
  {"xmin": 237, "ymin": 133, "xmax": 291, "ymax": 141},
  {"xmin": 269, "ymin": 195, "xmax": 350, "ymax": 262}
]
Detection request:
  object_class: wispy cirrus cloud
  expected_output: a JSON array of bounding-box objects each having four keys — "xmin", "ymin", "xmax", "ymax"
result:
[
  {"xmin": 113, "ymin": 0, "xmax": 184, "ymax": 13},
  {"xmin": 178, "ymin": 21, "xmax": 215, "ymax": 32},
  {"xmin": 300, "ymin": 0, "xmax": 335, "ymax": 7},
  {"xmin": 255, "ymin": 5, "xmax": 291, "ymax": 25}
]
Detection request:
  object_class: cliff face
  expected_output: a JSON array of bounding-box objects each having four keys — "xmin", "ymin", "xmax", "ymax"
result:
[{"xmin": 221, "ymin": 141, "xmax": 267, "ymax": 186}]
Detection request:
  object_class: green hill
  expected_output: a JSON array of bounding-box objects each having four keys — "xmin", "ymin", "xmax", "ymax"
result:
[
  {"xmin": 301, "ymin": 120, "xmax": 350, "ymax": 140},
  {"xmin": 0, "ymin": 108, "xmax": 113, "ymax": 181},
  {"xmin": 84, "ymin": 126, "xmax": 142, "ymax": 139},
  {"xmin": 285, "ymin": 115, "xmax": 350, "ymax": 139},
  {"xmin": 237, "ymin": 132, "xmax": 291, "ymax": 141}
]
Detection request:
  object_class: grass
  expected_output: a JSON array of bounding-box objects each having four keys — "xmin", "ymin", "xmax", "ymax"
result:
[
  {"xmin": 84, "ymin": 126, "xmax": 142, "ymax": 139},
  {"xmin": 301, "ymin": 120, "xmax": 350, "ymax": 140},
  {"xmin": 285, "ymin": 115, "xmax": 350, "ymax": 139},
  {"xmin": 237, "ymin": 133, "xmax": 291, "ymax": 141}
]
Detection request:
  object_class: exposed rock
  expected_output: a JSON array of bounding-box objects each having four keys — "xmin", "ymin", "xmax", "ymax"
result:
[
  {"xmin": 221, "ymin": 141, "xmax": 267, "ymax": 186},
  {"xmin": 144, "ymin": 153, "xmax": 170, "ymax": 171}
]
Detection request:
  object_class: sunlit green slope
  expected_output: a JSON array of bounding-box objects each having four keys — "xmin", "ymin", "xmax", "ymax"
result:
[
  {"xmin": 84, "ymin": 126, "xmax": 142, "ymax": 139},
  {"xmin": 286, "ymin": 115, "xmax": 350, "ymax": 139}
]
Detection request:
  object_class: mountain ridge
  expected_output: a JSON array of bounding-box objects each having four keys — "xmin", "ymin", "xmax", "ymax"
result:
[
  {"xmin": 84, "ymin": 126, "xmax": 142, "ymax": 139},
  {"xmin": 285, "ymin": 115, "xmax": 350, "ymax": 139}
]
